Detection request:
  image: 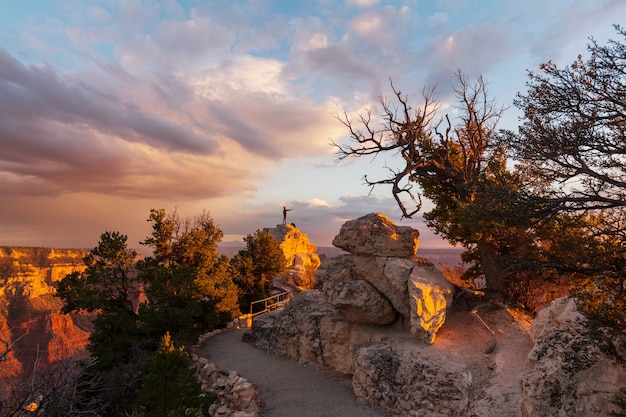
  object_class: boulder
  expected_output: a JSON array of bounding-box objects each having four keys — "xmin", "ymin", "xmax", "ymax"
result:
[
  {"xmin": 331, "ymin": 213, "xmax": 419, "ymax": 257},
  {"xmin": 353, "ymin": 256, "xmax": 414, "ymax": 323},
  {"xmin": 352, "ymin": 343, "xmax": 470, "ymax": 416},
  {"xmin": 407, "ymin": 264, "xmax": 454, "ymax": 343},
  {"xmin": 321, "ymin": 214, "xmax": 451, "ymax": 342},
  {"xmin": 316, "ymin": 256, "xmax": 396, "ymax": 325},
  {"xmin": 244, "ymin": 214, "xmax": 463, "ymax": 415},
  {"xmin": 518, "ymin": 297, "xmax": 626, "ymax": 417}
]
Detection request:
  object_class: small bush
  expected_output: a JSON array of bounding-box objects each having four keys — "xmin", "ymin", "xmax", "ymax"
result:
[
  {"xmin": 572, "ymin": 274, "xmax": 626, "ymax": 329},
  {"xmin": 137, "ymin": 333, "xmax": 203, "ymax": 417}
]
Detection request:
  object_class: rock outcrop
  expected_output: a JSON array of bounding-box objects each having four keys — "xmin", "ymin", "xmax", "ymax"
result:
[
  {"xmin": 518, "ymin": 297, "xmax": 626, "ymax": 417},
  {"xmin": 244, "ymin": 213, "xmax": 466, "ymax": 416},
  {"xmin": 408, "ymin": 263, "xmax": 455, "ymax": 342},
  {"xmin": 322, "ymin": 213, "xmax": 454, "ymax": 343},
  {"xmin": 316, "ymin": 255, "xmax": 396, "ymax": 325},
  {"xmin": 353, "ymin": 343, "xmax": 470, "ymax": 416},
  {"xmin": 243, "ymin": 290, "xmax": 357, "ymax": 375},
  {"xmin": 1, "ymin": 247, "xmax": 87, "ymax": 298},
  {"xmin": 263, "ymin": 224, "xmax": 321, "ymax": 290},
  {"xmin": 244, "ymin": 290, "xmax": 486, "ymax": 417}
]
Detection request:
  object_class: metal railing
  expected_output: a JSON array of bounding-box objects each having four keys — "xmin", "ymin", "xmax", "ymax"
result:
[{"xmin": 249, "ymin": 291, "xmax": 292, "ymax": 317}]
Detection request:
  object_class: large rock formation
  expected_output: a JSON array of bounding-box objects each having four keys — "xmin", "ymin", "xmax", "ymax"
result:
[
  {"xmin": 242, "ymin": 215, "xmax": 626, "ymax": 417},
  {"xmin": 353, "ymin": 342, "xmax": 471, "ymax": 416},
  {"xmin": 321, "ymin": 213, "xmax": 454, "ymax": 343},
  {"xmin": 263, "ymin": 224, "xmax": 321, "ymax": 290},
  {"xmin": 243, "ymin": 291, "xmax": 485, "ymax": 417},
  {"xmin": 244, "ymin": 213, "xmax": 466, "ymax": 416},
  {"xmin": 315, "ymin": 255, "xmax": 396, "ymax": 325},
  {"xmin": 518, "ymin": 297, "xmax": 626, "ymax": 417},
  {"xmin": 244, "ymin": 290, "xmax": 358, "ymax": 375}
]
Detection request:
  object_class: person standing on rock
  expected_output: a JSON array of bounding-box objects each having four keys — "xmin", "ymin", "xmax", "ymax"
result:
[{"xmin": 282, "ymin": 206, "xmax": 292, "ymax": 225}]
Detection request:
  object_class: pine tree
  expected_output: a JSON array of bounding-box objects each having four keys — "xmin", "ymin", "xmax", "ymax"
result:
[{"xmin": 137, "ymin": 332, "xmax": 203, "ymax": 417}]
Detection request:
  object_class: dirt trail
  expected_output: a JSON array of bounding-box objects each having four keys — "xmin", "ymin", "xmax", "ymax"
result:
[{"xmin": 201, "ymin": 329, "xmax": 388, "ymax": 417}]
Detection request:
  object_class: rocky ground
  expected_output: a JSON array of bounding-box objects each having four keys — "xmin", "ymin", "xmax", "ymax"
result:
[
  {"xmin": 348, "ymin": 304, "xmax": 534, "ymax": 417},
  {"xmin": 222, "ymin": 299, "xmax": 533, "ymax": 417},
  {"xmin": 234, "ymin": 214, "xmax": 625, "ymax": 416}
]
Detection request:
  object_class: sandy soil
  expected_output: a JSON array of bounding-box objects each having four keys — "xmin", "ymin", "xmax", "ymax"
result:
[{"xmin": 448, "ymin": 308, "xmax": 533, "ymax": 417}]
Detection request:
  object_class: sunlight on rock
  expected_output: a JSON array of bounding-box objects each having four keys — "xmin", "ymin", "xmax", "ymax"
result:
[{"xmin": 408, "ymin": 265, "xmax": 454, "ymax": 344}]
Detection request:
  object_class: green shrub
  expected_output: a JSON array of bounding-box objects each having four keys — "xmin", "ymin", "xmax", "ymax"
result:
[{"xmin": 137, "ymin": 333, "xmax": 203, "ymax": 417}]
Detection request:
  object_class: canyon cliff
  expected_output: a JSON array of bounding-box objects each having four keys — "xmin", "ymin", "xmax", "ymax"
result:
[{"xmin": 0, "ymin": 247, "xmax": 91, "ymax": 388}]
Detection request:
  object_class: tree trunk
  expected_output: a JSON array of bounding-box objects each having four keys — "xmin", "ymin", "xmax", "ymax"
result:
[{"xmin": 476, "ymin": 236, "xmax": 502, "ymax": 293}]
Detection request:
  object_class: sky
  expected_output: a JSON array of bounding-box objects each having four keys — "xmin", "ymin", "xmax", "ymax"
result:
[{"xmin": 0, "ymin": 0, "xmax": 623, "ymax": 251}]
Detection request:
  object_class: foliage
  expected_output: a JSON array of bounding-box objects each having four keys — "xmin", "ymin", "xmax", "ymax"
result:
[
  {"xmin": 573, "ymin": 275, "xmax": 626, "ymax": 328},
  {"xmin": 230, "ymin": 230, "xmax": 287, "ymax": 312},
  {"xmin": 571, "ymin": 253, "xmax": 626, "ymax": 328},
  {"xmin": 57, "ymin": 231, "xmax": 138, "ymax": 315},
  {"xmin": 137, "ymin": 265, "xmax": 203, "ymax": 345},
  {"xmin": 507, "ymin": 25, "xmax": 626, "ymax": 213},
  {"xmin": 54, "ymin": 210, "xmax": 241, "ymax": 415},
  {"xmin": 335, "ymin": 72, "xmax": 522, "ymax": 290},
  {"xmin": 137, "ymin": 332, "xmax": 202, "ymax": 417},
  {"xmin": 141, "ymin": 208, "xmax": 223, "ymax": 268},
  {"xmin": 138, "ymin": 209, "xmax": 240, "ymax": 340},
  {"xmin": 504, "ymin": 26, "xmax": 626, "ymax": 326},
  {"xmin": 193, "ymin": 254, "xmax": 241, "ymax": 329},
  {"xmin": 56, "ymin": 231, "xmax": 141, "ymax": 369}
]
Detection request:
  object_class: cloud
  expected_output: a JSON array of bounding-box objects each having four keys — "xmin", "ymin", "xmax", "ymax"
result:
[
  {"xmin": 287, "ymin": 4, "xmax": 422, "ymax": 97},
  {"xmin": 308, "ymin": 198, "xmax": 332, "ymax": 207},
  {"xmin": 188, "ymin": 55, "xmax": 343, "ymax": 159},
  {"xmin": 0, "ymin": 193, "xmax": 158, "ymax": 248},
  {"xmin": 0, "ymin": 47, "xmax": 343, "ymax": 200},
  {"xmin": 346, "ymin": 0, "xmax": 380, "ymax": 7},
  {"xmin": 420, "ymin": 24, "xmax": 512, "ymax": 91},
  {"xmin": 523, "ymin": 0, "xmax": 626, "ymax": 64},
  {"xmin": 152, "ymin": 13, "xmax": 235, "ymax": 61},
  {"xmin": 0, "ymin": 49, "xmax": 217, "ymax": 154},
  {"xmin": 1, "ymin": 0, "xmax": 614, "ymax": 252},
  {"xmin": 0, "ymin": 48, "xmax": 253, "ymax": 199}
]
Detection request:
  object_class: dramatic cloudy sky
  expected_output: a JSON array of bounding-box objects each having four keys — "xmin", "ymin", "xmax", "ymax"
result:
[{"xmin": 0, "ymin": 0, "xmax": 622, "ymax": 250}]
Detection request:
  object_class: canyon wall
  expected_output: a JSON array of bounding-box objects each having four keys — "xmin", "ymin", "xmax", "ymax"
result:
[{"xmin": 0, "ymin": 247, "xmax": 91, "ymax": 384}]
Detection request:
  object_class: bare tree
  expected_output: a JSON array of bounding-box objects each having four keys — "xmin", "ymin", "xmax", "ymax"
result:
[
  {"xmin": 334, "ymin": 72, "xmax": 515, "ymax": 291},
  {"xmin": 1, "ymin": 351, "xmax": 106, "ymax": 417}
]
